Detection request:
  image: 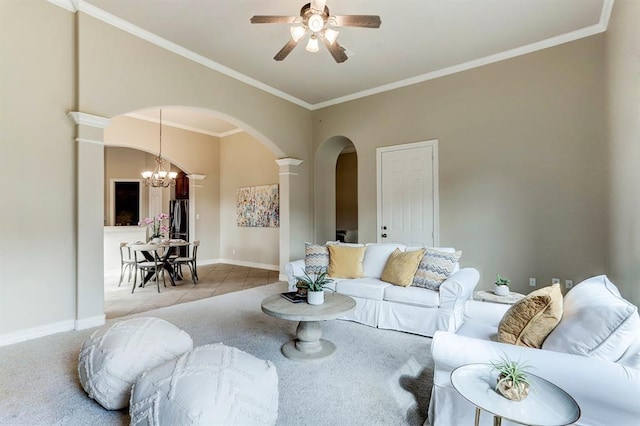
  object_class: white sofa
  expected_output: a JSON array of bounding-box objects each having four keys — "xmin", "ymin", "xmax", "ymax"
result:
[
  {"xmin": 428, "ymin": 275, "xmax": 640, "ymax": 426},
  {"xmin": 285, "ymin": 243, "xmax": 480, "ymax": 337}
]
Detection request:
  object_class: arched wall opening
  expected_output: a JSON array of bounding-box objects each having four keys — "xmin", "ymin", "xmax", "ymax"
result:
[
  {"xmin": 102, "ymin": 105, "xmax": 284, "ymax": 272},
  {"xmin": 314, "ymin": 136, "xmax": 358, "ymax": 244}
]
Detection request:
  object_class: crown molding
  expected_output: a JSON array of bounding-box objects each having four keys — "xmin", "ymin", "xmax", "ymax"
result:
[
  {"xmin": 310, "ymin": 7, "xmax": 615, "ymax": 110},
  {"xmin": 50, "ymin": 0, "xmax": 614, "ymax": 111},
  {"xmin": 125, "ymin": 112, "xmax": 238, "ymax": 138},
  {"xmin": 47, "ymin": 0, "xmax": 78, "ymax": 12},
  {"xmin": 65, "ymin": 0, "xmax": 313, "ymax": 110}
]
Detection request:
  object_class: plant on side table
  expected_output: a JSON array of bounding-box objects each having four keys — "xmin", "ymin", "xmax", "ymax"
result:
[
  {"xmin": 494, "ymin": 274, "xmax": 511, "ymax": 296},
  {"xmin": 295, "ymin": 271, "xmax": 333, "ymax": 305},
  {"xmin": 491, "ymin": 355, "xmax": 531, "ymax": 401}
]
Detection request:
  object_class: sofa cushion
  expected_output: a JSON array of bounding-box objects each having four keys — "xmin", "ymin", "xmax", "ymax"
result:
[
  {"xmin": 617, "ymin": 330, "xmax": 640, "ymax": 369},
  {"xmin": 412, "ymin": 248, "xmax": 462, "ymax": 290},
  {"xmin": 78, "ymin": 317, "xmax": 193, "ymax": 410},
  {"xmin": 362, "ymin": 243, "xmax": 406, "ymax": 278},
  {"xmin": 335, "ymin": 278, "xmax": 391, "ymax": 301},
  {"xmin": 497, "ymin": 284, "xmax": 563, "ymax": 348},
  {"xmin": 542, "ymin": 275, "xmax": 640, "ymax": 361},
  {"xmin": 383, "ymin": 285, "xmax": 440, "ymax": 307},
  {"xmin": 328, "ymin": 245, "xmax": 366, "ymax": 278},
  {"xmin": 380, "ymin": 248, "xmax": 425, "ymax": 287},
  {"xmin": 130, "ymin": 343, "xmax": 278, "ymax": 426},
  {"xmin": 304, "ymin": 242, "xmax": 329, "ymax": 275}
]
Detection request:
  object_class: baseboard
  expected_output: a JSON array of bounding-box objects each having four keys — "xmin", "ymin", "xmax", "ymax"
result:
[
  {"xmin": 213, "ymin": 258, "xmax": 280, "ymax": 271},
  {"xmin": 0, "ymin": 319, "xmax": 75, "ymax": 347},
  {"xmin": 75, "ymin": 314, "xmax": 106, "ymax": 330}
]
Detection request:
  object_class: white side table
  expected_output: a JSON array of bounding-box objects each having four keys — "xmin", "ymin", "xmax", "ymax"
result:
[
  {"xmin": 451, "ymin": 363, "xmax": 580, "ymax": 426},
  {"xmin": 475, "ymin": 290, "xmax": 525, "ymax": 305}
]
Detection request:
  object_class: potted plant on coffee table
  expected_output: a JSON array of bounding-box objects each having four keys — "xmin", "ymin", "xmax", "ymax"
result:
[
  {"xmin": 295, "ymin": 271, "xmax": 333, "ymax": 305},
  {"xmin": 491, "ymin": 355, "xmax": 531, "ymax": 401},
  {"xmin": 494, "ymin": 274, "xmax": 511, "ymax": 296}
]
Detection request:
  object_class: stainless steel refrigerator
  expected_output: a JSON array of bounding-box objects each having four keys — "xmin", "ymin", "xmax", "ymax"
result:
[{"xmin": 170, "ymin": 199, "xmax": 189, "ymax": 256}]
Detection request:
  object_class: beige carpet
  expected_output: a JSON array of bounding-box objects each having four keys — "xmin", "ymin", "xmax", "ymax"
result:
[{"xmin": 0, "ymin": 282, "xmax": 434, "ymax": 425}]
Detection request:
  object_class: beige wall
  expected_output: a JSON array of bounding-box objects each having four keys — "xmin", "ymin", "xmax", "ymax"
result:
[
  {"xmin": 105, "ymin": 116, "xmax": 222, "ymax": 262},
  {"xmin": 313, "ymin": 36, "xmax": 608, "ymax": 296},
  {"xmin": 606, "ymin": 0, "xmax": 640, "ymax": 306},
  {"xmin": 0, "ymin": 1, "xmax": 310, "ymax": 339},
  {"xmin": 220, "ymin": 133, "xmax": 280, "ymax": 268},
  {"xmin": 104, "ymin": 147, "xmax": 152, "ymax": 225},
  {"xmin": 3, "ymin": 0, "xmax": 637, "ymax": 340},
  {"xmin": 0, "ymin": 1, "xmax": 77, "ymax": 334}
]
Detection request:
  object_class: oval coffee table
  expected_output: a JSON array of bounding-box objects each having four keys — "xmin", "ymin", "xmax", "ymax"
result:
[{"xmin": 261, "ymin": 292, "xmax": 356, "ymax": 361}]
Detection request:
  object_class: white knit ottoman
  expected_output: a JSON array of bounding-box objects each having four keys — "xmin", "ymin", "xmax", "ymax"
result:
[
  {"xmin": 130, "ymin": 343, "xmax": 279, "ymax": 425},
  {"xmin": 78, "ymin": 317, "xmax": 193, "ymax": 410}
]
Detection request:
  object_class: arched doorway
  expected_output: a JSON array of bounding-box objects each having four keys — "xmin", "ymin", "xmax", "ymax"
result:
[
  {"xmin": 314, "ymin": 136, "xmax": 358, "ymax": 243},
  {"xmin": 72, "ymin": 105, "xmax": 300, "ymax": 329}
]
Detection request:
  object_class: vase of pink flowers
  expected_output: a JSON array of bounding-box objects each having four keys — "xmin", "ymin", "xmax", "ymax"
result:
[{"xmin": 140, "ymin": 213, "xmax": 169, "ymax": 243}]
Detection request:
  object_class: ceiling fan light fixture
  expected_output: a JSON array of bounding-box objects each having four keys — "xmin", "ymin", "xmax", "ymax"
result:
[
  {"xmin": 323, "ymin": 28, "xmax": 339, "ymax": 45},
  {"xmin": 290, "ymin": 25, "xmax": 306, "ymax": 42},
  {"xmin": 305, "ymin": 35, "xmax": 319, "ymax": 52}
]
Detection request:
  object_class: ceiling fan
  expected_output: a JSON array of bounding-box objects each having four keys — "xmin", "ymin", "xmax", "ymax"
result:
[{"xmin": 250, "ymin": 0, "xmax": 381, "ymax": 63}]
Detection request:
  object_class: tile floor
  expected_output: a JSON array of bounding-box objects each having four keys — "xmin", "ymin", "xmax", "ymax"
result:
[{"xmin": 104, "ymin": 263, "xmax": 282, "ymax": 320}]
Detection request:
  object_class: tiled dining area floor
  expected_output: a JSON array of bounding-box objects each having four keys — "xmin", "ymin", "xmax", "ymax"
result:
[{"xmin": 104, "ymin": 263, "xmax": 281, "ymax": 320}]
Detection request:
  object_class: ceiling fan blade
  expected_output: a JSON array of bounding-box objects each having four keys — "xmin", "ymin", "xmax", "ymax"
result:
[
  {"xmin": 322, "ymin": 38, "xmax": 348, "ymax": 63},
  {"xmin": 332, "ymin": 15, "xmax": 381, "ymax": 28},
  {"xmin": 274, "ymin": 38, "xmax": 300, "ymax": 61},
  {"xmin": 250, "ymin": 15, "xmax": 296, "ymax": 24}
]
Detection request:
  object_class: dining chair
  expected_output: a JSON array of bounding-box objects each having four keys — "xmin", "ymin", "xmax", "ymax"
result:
[
  {"xmin": 118, "ymin": 242, "xmax": 139, "ymax": 287},
  {"xmin": 172, "ymin": 240, "xmax": 200, "ymax": 284},
  {"xmin": 129, "ymin": 244, "xmax": 167, "ymax": 293}
]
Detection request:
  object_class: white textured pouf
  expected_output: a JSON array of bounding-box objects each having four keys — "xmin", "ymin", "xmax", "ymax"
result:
[
  {"xmin": 130, "ymin": 343, "xmax": 279, "ymax": 426},
  {"xmin": 78, "ymin": 317, "xmax": 193, "ymax": 410}
]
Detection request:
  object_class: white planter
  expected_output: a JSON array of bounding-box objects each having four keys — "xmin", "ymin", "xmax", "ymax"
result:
[
  {"xmin": 494, "ymin": 284, "xmax": 510, "ymax": 296},
  {"xmin": 307, "ymin": 290, "xmax": 325, "ymax": 305}
]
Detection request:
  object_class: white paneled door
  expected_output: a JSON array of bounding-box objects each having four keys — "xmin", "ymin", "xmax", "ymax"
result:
[{"xmin": 377, "ymin": 140, "xmax": 439, "ymax": 247}]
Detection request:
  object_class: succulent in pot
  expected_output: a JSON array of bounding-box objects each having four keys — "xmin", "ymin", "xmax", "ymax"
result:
[
  {"xmin": 295, "ymin": 272, "xmax": 333, "ymax": 305},
  {"xmin": 491, "ymin": 355, "xmax": 531, "ymax": 401},
  {"xmin": 494, "ymin": 274, "xmax": 511, "ymax": 296}
]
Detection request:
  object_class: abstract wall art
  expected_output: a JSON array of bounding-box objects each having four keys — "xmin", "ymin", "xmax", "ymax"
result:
[{"xmin": 236, "ymin": 184, "xmax": 280, "ymax": 227}]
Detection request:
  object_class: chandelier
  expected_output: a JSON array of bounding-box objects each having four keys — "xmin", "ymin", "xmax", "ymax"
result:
[{"xmin": 141, "ymin": 108, "xmax": 177, "ymax": 187}]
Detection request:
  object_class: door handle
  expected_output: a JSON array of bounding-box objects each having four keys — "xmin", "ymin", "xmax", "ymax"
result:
[{"xmin": 381, "ymin": 233, "xmax": 387, "ymax": 238}]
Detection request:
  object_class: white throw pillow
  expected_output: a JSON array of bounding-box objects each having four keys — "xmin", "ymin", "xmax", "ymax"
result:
[
  {"xmin": 362, "ymin": 243, "xmax": 406, "ymax": 278},
  {"xmin": 130, "ymin": 343, "xmax": 279, "ymax": 426},
  {"xmin": 78, "ymin": 317, "xmax": 193, "ymax": 410},
  {"xmin": 542, "ymin": 275, "xmax": 640, "ymax": 361}
]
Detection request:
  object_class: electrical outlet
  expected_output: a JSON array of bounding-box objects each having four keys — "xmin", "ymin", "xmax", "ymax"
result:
[
  {"xmin": 232, "ymin": 248, "xmax": 236, "ymax": 254},
  {"xmin": 565, "ymin": 279, "xmax": 573, "ymax": 289},
  {"xmin": 529, "ymin": 278, "xmax": 537, "ymax": 287},
  {"xmin": 552, "ymin": 278, "xmax": 560, "ymax": 284}
]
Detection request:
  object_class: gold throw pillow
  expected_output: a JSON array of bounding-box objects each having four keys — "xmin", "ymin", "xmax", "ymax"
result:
[
  {"xmin": 327, "ymin": 245, "xmax": 366, "ymax": 278},
  {"xmin": 497, "ymin": 284, "xmax": 563, "ymax": 348},
  {"xmin": 380, "ymin": 248, "xmax": 426, "ymax": 287}
]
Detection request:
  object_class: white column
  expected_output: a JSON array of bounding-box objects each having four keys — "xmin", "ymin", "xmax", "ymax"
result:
[
  {"xmin": 69, "ymin": 112, "xmax": 110, "ymax": 330},
  {"xmin": 187, "ymin": 174, "xmax": 207, "ymax": 244},
  {"xmin": 276, "ymin": 158, "xmax": 303, "ymax": 281}
]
